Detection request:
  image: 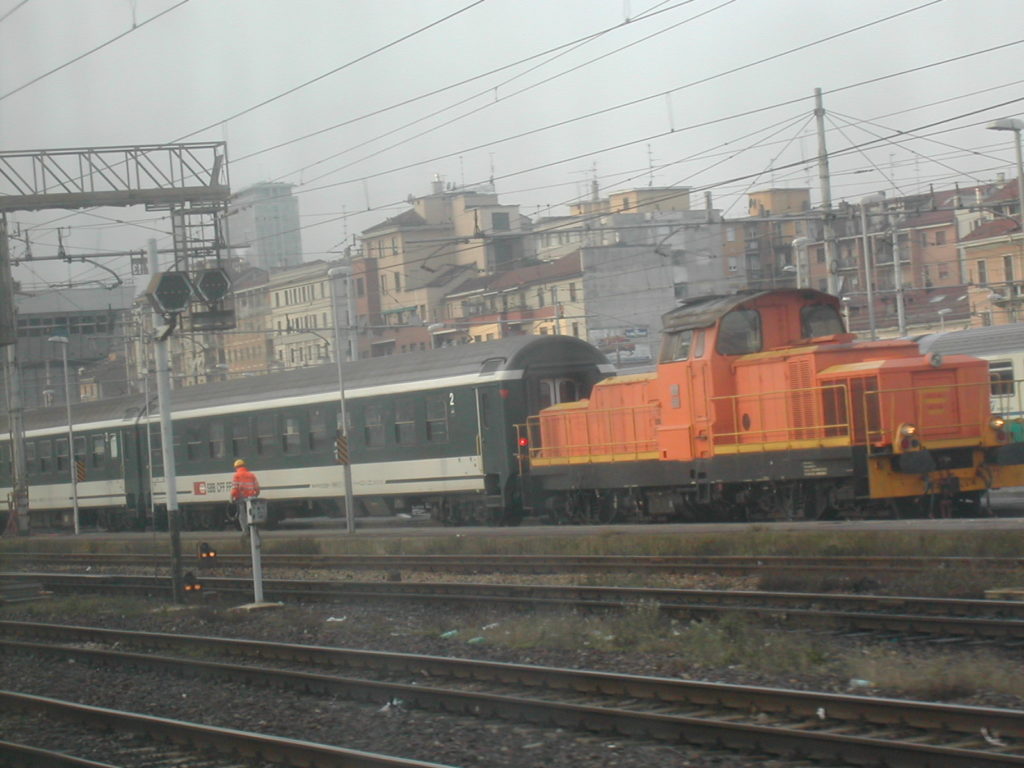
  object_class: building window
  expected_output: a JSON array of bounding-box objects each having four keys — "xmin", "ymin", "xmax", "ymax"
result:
[
  {"xmin": 1005, "ymin": 254, "xmax": 1015, "ymax": 284},
  {"xmin": 935, "ymin": 231, "xmax": 946, "ymax": 245},
  {"xmin": 977, "ymin": 260, "xmax": 988, "ymax": 285},
  {"xmin": 492, "ymin": 211, "xmax": 510, "ymax": 230},
  {"xmin": 393, "ymin": 272, "xmax": 401, "ymax": 292},
  {"xmin": 537, "ymin": 289, "xmax": 545, "ymax": 307},
  {"xmin": 356, "ymin": 277, "xmax": 365, "ymax": 297},
  {"xmin": 568, "ymin": 282, "xmax": 577, "ymax": 301},
  {"xmin": 571, "ymin": 322, "xmax": 579, "ymax": 337}
]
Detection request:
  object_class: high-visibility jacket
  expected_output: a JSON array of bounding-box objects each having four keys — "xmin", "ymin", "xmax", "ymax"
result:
[{"xmin": 230, "ymin": 467, "xmax": 261, "ymax": 501}]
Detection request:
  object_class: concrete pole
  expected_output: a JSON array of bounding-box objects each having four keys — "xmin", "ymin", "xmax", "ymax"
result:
[
  {"xmin": 148, "ymin": 239, "xmax": 184, "ymax": 602},
  {"xmin": 53, "ymin": 339, "xmax": 80, "ymax": 534},
  {"xmin": 328, "ymin": 266, "xmax": 356, "ymax": 535},
  {"xmin": 891, "ymin": 222, "xmax": 907, "ymax": 336},
  {"xmin": 859, "ymin": 202, "xmax": 878, "ymax": 340},
  {"xmin": 815, "ymin": 88, "xmax": 838, "ymax": 295}
]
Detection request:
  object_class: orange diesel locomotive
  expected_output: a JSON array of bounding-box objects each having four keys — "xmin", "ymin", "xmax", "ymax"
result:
[{"xmin": 522, "ymin": 289, "xmax": 1024, "ymax": 522}]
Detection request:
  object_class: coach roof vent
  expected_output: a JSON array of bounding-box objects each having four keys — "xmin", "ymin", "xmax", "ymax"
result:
[{"xmin": 479, "ymin": 357, "xmax": 507, "ymax": 374}]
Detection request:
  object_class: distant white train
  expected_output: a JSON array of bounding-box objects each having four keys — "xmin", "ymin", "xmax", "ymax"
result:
[{"xmin": 918, "ymin": 323, "xmax": 1024, "ymax": 424}]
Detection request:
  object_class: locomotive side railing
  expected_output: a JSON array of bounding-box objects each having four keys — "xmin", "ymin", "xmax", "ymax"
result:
[
  {"xmin": 862, "ymin": 379, "xmax": 1008, "ymax": 447},
  {"xmin": 525, "ymin": 404, "xmax": 660, "ymax": 463},
  {"xmin": 709, "ymin": 383, "xmax": 852, "ymax": 450}
]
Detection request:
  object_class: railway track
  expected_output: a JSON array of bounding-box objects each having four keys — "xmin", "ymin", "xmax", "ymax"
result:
[
  {"xmin": 5, "ymin": 551, "xmax": 1024, "ymax": 575},
  {"xmin": 0, "ymin": 690, "xmax": 453, "ymax": 768},
  {"xmin": 3, "ymin": 620, "xmax": 1023, "ymax": 767},
  {"xmin": 5, "ymin": 571, "xmax": 1024, "ymax": 643}
]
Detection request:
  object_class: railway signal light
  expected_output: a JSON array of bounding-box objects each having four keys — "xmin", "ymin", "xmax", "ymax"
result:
[
  {"xmin": 198, "ymin": 542, "xmax": 217, "ymax": 559},
  {"xmin": 183, "ymin": 571, "xmax": 203, "ymax": 593},
  {"xmin": 194, "ymin": 268, "xmax": 231, "ymax": 303},
  {"xmin": 147, "ymin": 271, "xmax": 194, "ymax": 314}
]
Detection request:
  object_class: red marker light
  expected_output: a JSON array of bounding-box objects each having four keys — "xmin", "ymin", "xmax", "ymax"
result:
[
  {"xmin": 499, "ymin": 388, "xmax": 510, "ymax": 399},
  {"xmin": 518, "ymin": 437, "xmax": 529, "ymax": 447}
]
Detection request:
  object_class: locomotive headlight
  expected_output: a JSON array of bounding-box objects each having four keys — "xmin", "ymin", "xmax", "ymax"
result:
[
  {"xmin": 898, "ymin": 423, "xmax": 918, "ymax": 436},
  {"xmin": 990, "ymin": 417, "xmax": 1007, "ymax": 430}
]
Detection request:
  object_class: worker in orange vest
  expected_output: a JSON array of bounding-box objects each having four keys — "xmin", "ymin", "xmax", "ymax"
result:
[{"xmin": 230, "ymin": 459, "xmax": 261, "ymax": 531}]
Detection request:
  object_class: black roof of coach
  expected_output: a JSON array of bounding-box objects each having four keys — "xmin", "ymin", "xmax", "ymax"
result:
[{"xmin": 4, "ymin": 335, "xmax": 608, "ymax": 432}]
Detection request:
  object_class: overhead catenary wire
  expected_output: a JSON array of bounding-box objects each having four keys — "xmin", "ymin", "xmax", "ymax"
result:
[
  {"xmin": 0, "ymin": 0, "xmax": 191, "ymax": 102},
  {"xmin": 11, "ymin": 10, "xmax": 1023, "ymax": 290}
]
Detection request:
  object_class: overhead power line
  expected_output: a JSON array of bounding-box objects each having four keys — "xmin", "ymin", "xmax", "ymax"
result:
[
  {"xmin": 174, "ymin": 0, "xmax": 489, "ymax": 142},
  {"xmin": 0, "ymin": 0, "xmax": 191, "ymax": 102}
]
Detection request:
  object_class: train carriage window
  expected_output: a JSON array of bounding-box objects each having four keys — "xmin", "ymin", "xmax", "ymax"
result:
[
  {"xmin": 257, "ymin": 415, "xmax": 276, "ymax": 455},
  {"xmin": 55, "ymin": 438, "xmax": 68, "ymax": 472},
  {"xmin": 149, "ymin": 430, "xmax": 163, "ymax": 473},
  {"xmin": 25, "ymin": 442, "xmax": 36, "ymax": 474},
  {"xmin": 209, "ymin": 422, "xmax": 226, "ymax": 459},
  {"xmin": 89, "ymin": 435, "xmax": 106, "ymax": 468},
  {"xmin": 426, "ymin": 396, "xmax": 449, "ymax": 443},
  {"xmin": 661, "ymin": 329, "xmax": 693, "ymax": 362},
  {"xmin": 716, "ymin": 309, "xmax": 762, "ymax": 355},
  {"xmin": 538, "ymin": 378, "xmax": 581, "ymax": 409},
  {"xmin": 0, "ymin": 442, "xmax": 9, "ymax": 468},
  {"xmin": 364, "ymin": 405, "xmax": 385, "ymax": 448},
  {"xmin": 801, "ymin": 304, "xmax": 844, "ymax": 338},
  {"xmin": 186, "ymin": 426, "xmax": 204, "ymax": 460},
  {"xmin": 990, "ymin": 360, "xmax": 1015, "ymax": 397},
  {"xmin": 74, "ymin": 437, "xmax": 86, "ymax": 462},
  {"xmin": 38, "ymin": 440, "xmax": 52, "ymax": 473},
  {"xmin": 108, "ymin": 433, "xmax": 118, "ymax": 459},
  {"xmin": 395, "ymin": 401, "xmax": 416, "ymax": 446},
  {"xmin": 309, "ymin": 408, "xmax": 329, "ymax": 451},
  {"xmin": 231, "ymin": 421, "xmax": 248, "ymax": 458},
  {"xmin": 282, "ymin": 416, "xmax": 300, "ymax": 453}
]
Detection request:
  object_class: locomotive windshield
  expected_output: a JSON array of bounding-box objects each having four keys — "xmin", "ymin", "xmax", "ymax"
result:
[
  {"xmin": 801, "ymin": 304, "xmax": 844, "ymax": 338},
  {"xmin": 716, "ymin": 309, "xmax": 762, "ymax": 355}
]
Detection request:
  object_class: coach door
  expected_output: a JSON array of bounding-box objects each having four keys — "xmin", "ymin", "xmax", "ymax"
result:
[{"xmin": 475, "ymin": 385, "xmax": 510, "ymax": 489}]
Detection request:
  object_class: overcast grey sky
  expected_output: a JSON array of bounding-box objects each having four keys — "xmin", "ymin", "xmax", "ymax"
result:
[{"xmin": 2, "ymin": 0, "xmax": 1023, "ymax": 291}]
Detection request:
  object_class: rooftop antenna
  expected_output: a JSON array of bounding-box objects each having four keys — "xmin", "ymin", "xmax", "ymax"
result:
[{"xmin": 647, "ymin": 144, "xmax": 657, "ymax": 187}]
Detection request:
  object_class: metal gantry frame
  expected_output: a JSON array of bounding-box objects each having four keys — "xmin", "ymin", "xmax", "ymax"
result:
[{"xmin": 0, "ymin": 143, "xmax": 231, "ymax": 602}]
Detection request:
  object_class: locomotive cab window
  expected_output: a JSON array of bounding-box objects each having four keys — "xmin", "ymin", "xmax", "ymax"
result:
[
  {"xmin": 801, "ymin": 304, "xmax": 845, "ymax": 339},
  {"xmin": 716, "ymin": 309, "xmax": 762, "ymax": 355},
  {"xmin": 660, "ymin": 329, "xmax": 694, "ymax": 362}
]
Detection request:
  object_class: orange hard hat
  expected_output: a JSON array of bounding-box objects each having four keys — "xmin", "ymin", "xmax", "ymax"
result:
[{"xmin": 233, "ymin": 459, "xmax": 246, "ymax": 468}]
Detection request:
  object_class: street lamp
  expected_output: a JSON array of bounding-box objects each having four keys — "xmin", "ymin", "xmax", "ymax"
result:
[
  {"xmin": 987, "ymin": 118, "xmax": 1024, "ymax": 227},
  {"xmin": 859, "ymin": 193, "xmax": 886, "ymax": 341},
  {"xmin": 48, "ymin": 332, "xmax": 80, "ymax": 535},
  {"xmin": 327, "ymin": 265, "xmax": 356, "ymax": 535},
  {"xmin": 791, "ymin": 237, "xmax": 810, "ymax": 288},
  {"xmin": 937, "ymin": 307, "xmax": 952, "ymax": 331}
]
